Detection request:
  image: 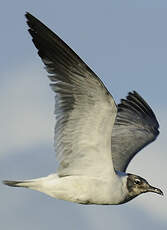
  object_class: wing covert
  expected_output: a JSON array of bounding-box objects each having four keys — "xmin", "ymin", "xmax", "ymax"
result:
[
  {"xmin": 25, "ymin": 13, "xmax": 117, "ymax": 177},
  {"xmin": 111, "ymin": 91, "xmax": 159, "ymax": 172}
]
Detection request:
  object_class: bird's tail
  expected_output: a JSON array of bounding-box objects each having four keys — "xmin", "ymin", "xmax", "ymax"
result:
[
  {"xmin": 3, "ymin": 180, "xmax": 30, "ymax": 188},
  {"xmin": 3, "ymin": 174, "xmax": 58, "ymax": 191},
  {"xmin": 3, "ymin": 177, "xmax": 44, "ymax": 189}
]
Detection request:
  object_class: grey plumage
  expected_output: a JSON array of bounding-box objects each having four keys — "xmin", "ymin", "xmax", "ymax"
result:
[
  {"xmin": 3, "ymin": 13, "xmax": 163, "ymax": 205},
  {"xmin": 26, "ymin": 12, "xmax": 159, "ymax": 174},
  {"xmin": 26, "ymin": 12, "xmax": 117, "ymax": 177},
  {"xmin": 112, "ymin": 91, "xmax": 159, "ymax": 172}
]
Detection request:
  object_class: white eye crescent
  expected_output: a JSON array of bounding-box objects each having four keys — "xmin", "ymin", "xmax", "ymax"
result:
[{"xmin": 134, "ymin": 178, "xmax": 141, "ymax": 185}]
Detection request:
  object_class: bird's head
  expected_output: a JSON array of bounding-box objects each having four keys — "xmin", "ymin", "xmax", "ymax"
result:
[{"xmin": 124, "ymin": 174, "xmax": 163, "ymax": 202}]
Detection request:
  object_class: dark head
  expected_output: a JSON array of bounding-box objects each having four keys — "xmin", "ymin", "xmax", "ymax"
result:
[{"xmin": 125, "ymin": 174, "xmax": 163, "ymax": 202}]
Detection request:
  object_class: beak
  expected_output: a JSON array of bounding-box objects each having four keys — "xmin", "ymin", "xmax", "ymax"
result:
[{"xmin": 148, "ymin": 185, "xmax": 164, "ymax": 196}]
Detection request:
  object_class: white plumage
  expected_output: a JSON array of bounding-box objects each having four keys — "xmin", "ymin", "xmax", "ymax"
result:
[{"xmin": 3, "ymin": 13, "xmax": 163, "ymax": 205}]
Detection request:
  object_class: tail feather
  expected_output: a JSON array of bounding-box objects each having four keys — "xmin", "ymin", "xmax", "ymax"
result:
[
  {"xmin": 3, "ymin": 180, "xmax": 24, "ymax": 187},
  {"xmin": 3, "ymin": 179, "xmax": 38, "ymax": 188},
  {"xmin": 3, "ymin": 174, "xmax": 58, "ymax": 197}
]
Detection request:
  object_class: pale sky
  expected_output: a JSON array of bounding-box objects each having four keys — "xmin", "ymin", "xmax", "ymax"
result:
[{"xmin": 1, "ymin": 1, "xmax": 167, "ymax": 230}]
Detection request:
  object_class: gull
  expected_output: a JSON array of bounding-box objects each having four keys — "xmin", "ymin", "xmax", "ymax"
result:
[{"xmin": 3, "ymin": 13, "xmax": 163, "ymax": 205}]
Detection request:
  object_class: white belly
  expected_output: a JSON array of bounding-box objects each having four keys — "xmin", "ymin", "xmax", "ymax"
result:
[{"xmin": 34, "ymin": 174, "xmax": 125, "ymax": 205}]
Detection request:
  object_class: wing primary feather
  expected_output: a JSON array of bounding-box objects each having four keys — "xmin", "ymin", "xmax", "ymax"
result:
[
  {"xmin": 111, "ymin": 91, "xmax": 159, "ymax": 172},
  {"xmin": 25, "ymin": 12, "xmax": 117, "ymax": 177}
]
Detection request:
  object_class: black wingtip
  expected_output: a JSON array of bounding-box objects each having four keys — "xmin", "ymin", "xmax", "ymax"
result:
[
  {"xmin": 25, "ymin": 12, "xmax": 32, "ymax": 18},
  {"xmin": 128, "ymin": 91, "xmax": 159, "ymax": 125},
  {"xmin": 25, "ymin": 12, "xmax": 31, "ymax": 20},
  {"xmin": 25, "ymin": 12, "xmax": 40, "ymax": 26},
  {"xmin": 118, "ymin": 90, "xmax": 160, "ymax": 135}
]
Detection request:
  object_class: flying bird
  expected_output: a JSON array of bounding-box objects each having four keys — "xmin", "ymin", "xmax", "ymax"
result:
[{"xmin": 3, "ymin": 13, "xmax": 163, "ymax": 205}]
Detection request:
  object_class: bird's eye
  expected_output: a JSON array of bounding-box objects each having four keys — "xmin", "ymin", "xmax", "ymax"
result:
[{"xmin": 134, "ymin": 178, "xmax": 141, "ymax": 185}]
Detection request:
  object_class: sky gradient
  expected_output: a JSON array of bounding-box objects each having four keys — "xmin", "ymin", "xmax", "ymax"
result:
[{"xmin": 1, "ymin": 1, "xmax": 167, "ymax": 229}]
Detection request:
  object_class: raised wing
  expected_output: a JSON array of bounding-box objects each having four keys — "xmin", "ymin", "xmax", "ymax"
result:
[
  {"xmin": 25, "ymin": 13, "xmax": 117, "ymax": 177},
  {"xmin": 111, "ymin": 91, "xmax": 159, "ymax": 172}
]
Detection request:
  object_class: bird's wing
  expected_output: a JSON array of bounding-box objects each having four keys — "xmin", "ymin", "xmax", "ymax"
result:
[
  {"xmin": 25, "ymin": 13, "xmax": 117, "ymax": 177},
  {"xmin": 111, "ymin": 91, "xmax": 159, "ymax": 172}
]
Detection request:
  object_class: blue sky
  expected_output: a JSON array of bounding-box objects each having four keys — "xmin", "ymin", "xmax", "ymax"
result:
[{"xmin": 1, "ymin": 1, "xmax": 167, "ymax": 230}]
